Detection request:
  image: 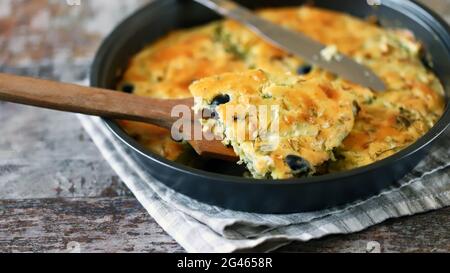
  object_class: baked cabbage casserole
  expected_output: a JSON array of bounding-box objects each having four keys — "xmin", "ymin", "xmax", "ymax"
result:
[{"xmin": 117, "ymin": 6, "xmax": 445, "ymax": 179}]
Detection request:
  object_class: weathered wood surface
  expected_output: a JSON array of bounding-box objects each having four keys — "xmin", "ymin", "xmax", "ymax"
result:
[
  {"xmin": 0, "ymin": 197, "xmax": 184, "ymax": 253},
  {"xmin": 0, "ymin": 0, "xmax": 449, "ymax": 253},
  {"xmin": 0, "ymin": 198, "xmax": 448, "ymax": 253}
]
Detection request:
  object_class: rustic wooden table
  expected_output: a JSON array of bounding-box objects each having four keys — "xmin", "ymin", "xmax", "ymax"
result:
[{"xmin": 0, "ymin": 0, "xmax": 449, "ymax": 253}]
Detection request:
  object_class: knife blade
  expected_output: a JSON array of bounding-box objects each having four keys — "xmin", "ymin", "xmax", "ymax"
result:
[{"xmin": 193, "ymin": 0, "xmax": 386, "ymax": 91}]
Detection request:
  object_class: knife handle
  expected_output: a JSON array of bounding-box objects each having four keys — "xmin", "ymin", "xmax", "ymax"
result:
[
  {"xmin": 193, "ymin": 0, "xmax": 267, "ymax": 28},
  {"xmin": 193, "ymin": 0, "xmax": 322, "ymax": 51}
]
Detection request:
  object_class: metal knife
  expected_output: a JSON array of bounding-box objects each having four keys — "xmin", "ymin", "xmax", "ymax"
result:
[{"xmin": 193, "ymin": 0, "xmax": 386, "ymax": 91}]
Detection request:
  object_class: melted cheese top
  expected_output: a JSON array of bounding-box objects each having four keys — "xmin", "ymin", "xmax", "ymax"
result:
[
  {"xmin": 190, "ymin": 70, "xmax": 358, "ymax": 178},
  {"xmin": 118, "ymin": 6, "xmax": 445, "ymax": 177}
]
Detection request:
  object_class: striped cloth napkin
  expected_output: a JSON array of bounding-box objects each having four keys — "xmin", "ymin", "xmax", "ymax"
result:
[{"xmin": 77, "ymin": 114, "xmax": 450, "ymax": 253}]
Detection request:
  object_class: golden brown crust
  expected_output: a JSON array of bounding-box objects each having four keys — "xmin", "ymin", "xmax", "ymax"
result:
[
  {"xmin": 118, "ymin": 120, "xmax": 185, "ymax": 161},
  {"xmin": 118, "ymin": 6, "xmax": 445, "ymax": 177},
  {"xmin": 190, "ymin": 70, "xmax": 358, "ymax": 179}
]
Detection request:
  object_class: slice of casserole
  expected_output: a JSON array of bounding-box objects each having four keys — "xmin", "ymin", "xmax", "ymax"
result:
[{"xmin": 190, "ymin": 70, "xmax": 361, "ymax": 179}]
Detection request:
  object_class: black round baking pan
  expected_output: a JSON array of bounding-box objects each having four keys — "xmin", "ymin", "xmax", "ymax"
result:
[{"xmin": 91, "ymin": 0, "xmax": 450, "ymax": 213}]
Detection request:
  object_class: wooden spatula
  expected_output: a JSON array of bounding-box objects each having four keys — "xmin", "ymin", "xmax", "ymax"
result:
[{"xmin": 0, "ymin": 73, "xmax": 238, "ymax": 161}]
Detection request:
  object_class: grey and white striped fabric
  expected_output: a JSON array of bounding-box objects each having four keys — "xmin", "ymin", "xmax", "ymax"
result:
[{"xmin": 77, "ymin": 114, "xmax": 450, "ymax": 253}]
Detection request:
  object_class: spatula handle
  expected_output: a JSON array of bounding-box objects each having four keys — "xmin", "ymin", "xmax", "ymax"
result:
[{"xmin": 0, "ymin": 73, "xmax": 192, "ymax": 129}]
